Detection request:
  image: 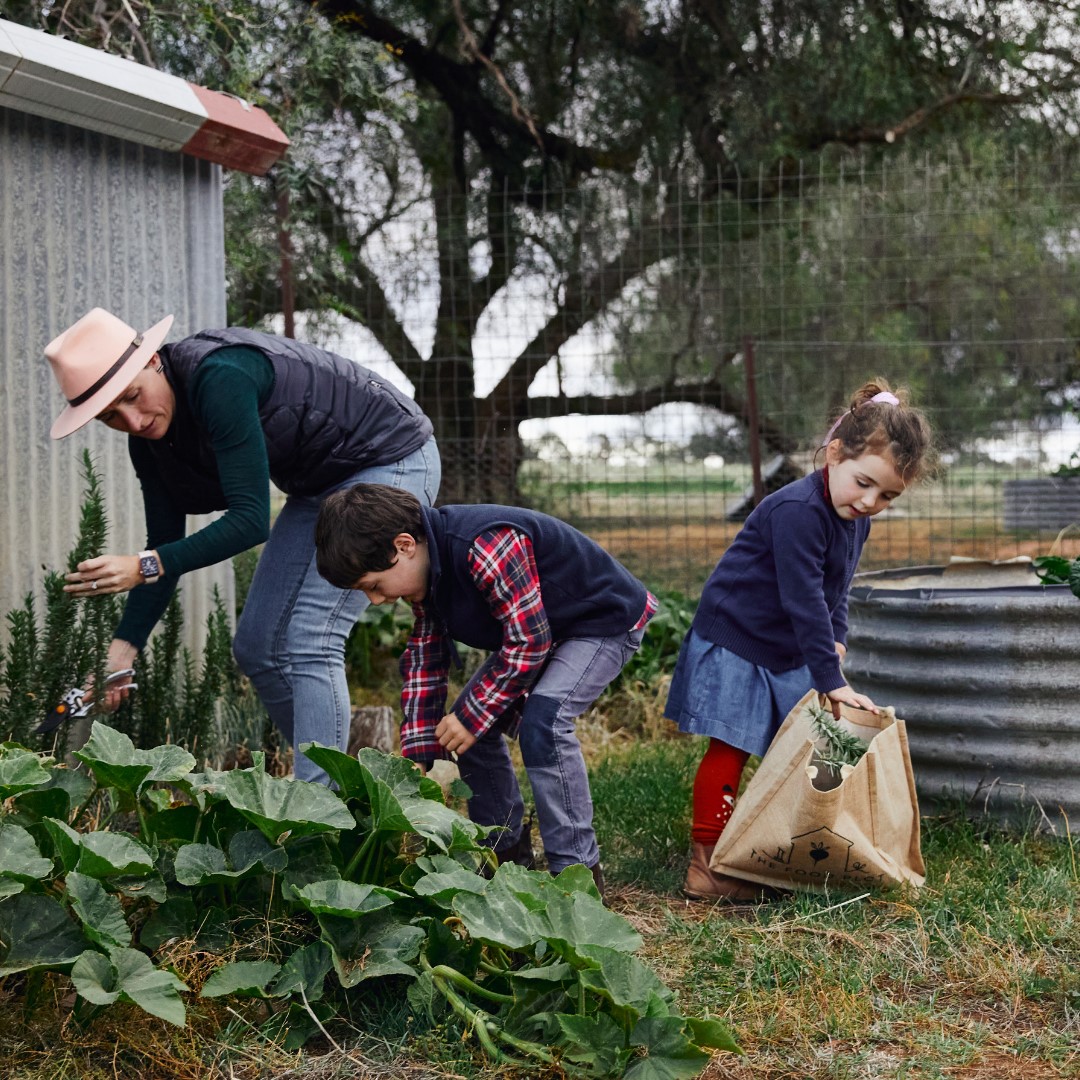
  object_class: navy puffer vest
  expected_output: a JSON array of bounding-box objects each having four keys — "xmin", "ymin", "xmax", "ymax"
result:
[
  {"xmin": 147, "ymin": 329, "xmax": 433, "ymax": 513},
  {"xmin": 422, "ymin": 504, "xmax": 649, "ymax": 650}
]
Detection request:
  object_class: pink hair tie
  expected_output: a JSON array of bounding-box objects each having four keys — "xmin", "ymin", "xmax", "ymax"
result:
[{"xmin": 821, "ymin": 391, "xmax": 900, "ymax": 447}]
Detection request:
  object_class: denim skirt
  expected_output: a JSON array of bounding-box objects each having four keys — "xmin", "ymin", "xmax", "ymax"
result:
[{"xmin": 663, "ymin": 628, "xmax": 813, "ymax": 757}]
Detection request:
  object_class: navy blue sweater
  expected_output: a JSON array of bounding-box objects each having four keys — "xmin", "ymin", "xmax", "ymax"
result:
[
  {"xmin": 692, "ymin": 471, "xmax": 869, "ymax": 692},
  {"xmin": 422, "ymin": 504, "xmax": 650, "ymax": 649}
]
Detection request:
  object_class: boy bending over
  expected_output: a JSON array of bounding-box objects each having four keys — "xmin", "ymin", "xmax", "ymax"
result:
[{"xmin": 315, "ymin": 483, "xmax": 656, "ymax": 895}]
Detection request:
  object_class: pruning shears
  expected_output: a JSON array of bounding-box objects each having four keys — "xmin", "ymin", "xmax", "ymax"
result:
[{"xmin": 35, "ymin": 669, "xmax": 137, "ymax": 735}]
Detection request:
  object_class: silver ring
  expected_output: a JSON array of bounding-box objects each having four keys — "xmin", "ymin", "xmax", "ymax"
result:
[{"xmin": 90, "ymin": 580, "xmax": 98, "ymax": 590}]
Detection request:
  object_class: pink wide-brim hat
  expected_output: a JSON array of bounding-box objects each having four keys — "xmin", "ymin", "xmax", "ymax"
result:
[{"xmin": 45, "ymin": 308, "xmax": 174, "ymax": 439}]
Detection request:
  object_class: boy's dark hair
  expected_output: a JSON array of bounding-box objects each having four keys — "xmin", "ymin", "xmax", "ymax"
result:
[
  {"xmin": 315, "ymin": 483, "xmax": 425, "ymax": 589},
  {"xmin": 822, "ymin": 379, "xmax": 935, "ymax": 484}
]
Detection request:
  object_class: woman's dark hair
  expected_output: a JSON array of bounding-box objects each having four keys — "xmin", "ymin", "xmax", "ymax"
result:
[
  {"xmin": 315, "ymin": 483, "xmax": 425, "ymax": 589},
  {"xmin": 821, "ymin": 379, "xmax": 935, "ymax": 483}
]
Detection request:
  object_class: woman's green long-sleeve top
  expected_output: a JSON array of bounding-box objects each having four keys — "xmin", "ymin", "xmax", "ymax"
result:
[{"xmin": 115, "ymin": 346, "xmax": 274, "ymax": 649}]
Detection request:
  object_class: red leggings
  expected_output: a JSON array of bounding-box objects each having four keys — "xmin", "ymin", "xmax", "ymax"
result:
[{"xmin": 691, "ymin": 739, "xmax": 750, "ymax": 847}]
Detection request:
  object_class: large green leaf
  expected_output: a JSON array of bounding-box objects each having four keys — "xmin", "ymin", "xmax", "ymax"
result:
[
  {"xmin": 410, "ymin": 855, "xmax": 488, "ymax": 906},
  {"xmin": 450, "ymin": 861, "xmax": 606, "ymax": 943},
  {"xmin": 355, "ymin": 748, "xmax": 444, "ymax": 804},
  {"xmin": 42, "ymin": 817, "xmax": 82, "ymax": 872},
  {"xmin": 74, "ymin": 723, "xmax": 195, "ymax": 794},
  {"xmin": 200, "ymin": 960, "xmax": 281, "ymax": 999},
  {"xmin": 66, "ymin": 871, "xmax": 131, "ymax": 949},
  {"xmin": 625, "ymin": 1014, "xmax": 711, "ymax": 1080},
  {"xmin": 396, "ymin": 794, "xmax": 475, "ymax": 853},
  {"xmin": 270, "ymin": 941, "xmax": 333, "ymax": 1002},
  {"xmin": 452, "ymin": 880, "xmax": 546, "ymax": 950},
  {"xmin": 140, "ymin": 898, "xmax": 229, "ymax": 954},
  {"xmin": 72, "ymin": 947, "xmax": 188, "ymax": 1026},
  {"xmin": 76, "ymin": 832, "xmax": 155, "ymax": 878},
  {"xmin": 362, "ymin": 777, "xmax": 412, "ymax": 836},
  {"xmin": 214, "ymin": 767, "xmax": 354, "ymax": 843},
  {"xmin": 556, "ymin": 1012, "xmax": 627, "ymax": 1074},
  {"xmin": 509, "ymin": 961, "xmax": 576, "ymax": 985},
  {"xmin": 0, "ymin": 892, "xmax": 86, "ymax": 974},
  {"xmin": 180, "ymin": 766, "xmax": 235, "ymax": 810},
  {"xmin": 42, "ymin": 767, "xmax": 96, "ymax": 816},
  {"xmin": 71, "ymin": 950, "xmax": 120, "ymax": 1005},
  {"xmin": 12, "ymin": 784, "xmax": 70, "ymax": 822},
  {"xmin": 0, "ymin": 822, "xmax": 53, "ymax": 881},
  {"xmin": 685, "ymin": 1016, "xmax": 741, "ymax": 1055},
  {"xmin": 297, "ymin": 743, "xmax": 371, "ymax": 799},
  {"xmin": 320, "ymin": 910, "xmax": 424, "ymax": 988},
  {"xmin": 579, "ymin": 950, "xmax": 674, "ymax": 1011},
  {"xmin": 0, "ymin": 745, "xmax": 51, "ymax": 797},
  {"xmin": 173, "ymin": 830, "xmax": 288, "ymax": 886},
  {"xmin": 280, "ymin": 834, "xmax": 341, "ymax": 900},
  {"xmin": 294, "ymin": 879, "xmax": 401, "ymax": 918},
  {"xmin": 172, "ymin": 843, "xmax": 234, "ymax": 886},
  {"xmin": 140, "ymin": 895, "xmax": 197, "ymax": 952},
  {"xmin": 489, "ymin": 861, "xmax": 590, "ymax": 911},
  {"xmin": 541, "ymin": 893, "xmax": 643, "ymax": 959},
  {"xmin": 112, "ymin": 873, "xmax": 167, "ymax": 904},
  {"xmin": 303, "ymin": 746, "xmax": 485, "ymax": 854}
]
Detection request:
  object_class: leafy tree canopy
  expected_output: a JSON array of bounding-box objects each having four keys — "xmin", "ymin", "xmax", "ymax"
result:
[{"xmin": 9, "ymin": 1, "xmax": 1080, "ymax": 491}]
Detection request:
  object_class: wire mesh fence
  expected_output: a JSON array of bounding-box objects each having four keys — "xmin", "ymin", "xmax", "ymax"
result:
[{"xmin": 238, "ymin": 141, "xmax": 1080, "ymax": 594}]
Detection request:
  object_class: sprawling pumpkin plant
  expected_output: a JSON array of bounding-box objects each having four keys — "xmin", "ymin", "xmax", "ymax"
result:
[{"xmin": 0, "ymin": 726, "xmax": 737, "ymax": 1077}]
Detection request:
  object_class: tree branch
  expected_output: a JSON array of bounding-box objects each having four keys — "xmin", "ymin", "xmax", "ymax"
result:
[{"xmin": 308, "ymin": 0, "xmax": 639, "ymax": 178}]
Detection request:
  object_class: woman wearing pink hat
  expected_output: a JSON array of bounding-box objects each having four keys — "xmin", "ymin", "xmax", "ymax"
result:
[{"xmin": 45, "ymin": 307, "xmax": 440, "ymax": 784}]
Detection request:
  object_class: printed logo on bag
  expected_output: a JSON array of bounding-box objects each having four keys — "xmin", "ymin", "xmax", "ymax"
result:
[{"xmin": 748, "ymin": 826, "xmax": 885, "ymax": 885}]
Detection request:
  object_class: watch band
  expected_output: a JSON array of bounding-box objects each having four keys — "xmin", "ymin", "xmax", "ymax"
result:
[{"xmin": 138, "ymin": 550, "xmax": 161, "ymax": 584}]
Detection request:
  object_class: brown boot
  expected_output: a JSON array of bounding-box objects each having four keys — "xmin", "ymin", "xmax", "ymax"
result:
[{"xmin": 683, "ymin": 841, "xmax": 780, "ymax": 902}]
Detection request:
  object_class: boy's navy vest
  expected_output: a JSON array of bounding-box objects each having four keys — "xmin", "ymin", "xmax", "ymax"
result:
[
  {"xmin": 421, "ymin": 504, "xmax": 649, "ymax": 650},
  {"xmin": 145, "ymin": 328, "xmax": 433, "ymax": 513}
]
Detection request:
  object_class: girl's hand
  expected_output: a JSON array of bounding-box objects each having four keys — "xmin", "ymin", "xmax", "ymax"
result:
[
  {"xmin": 64, "ymin": 555, "xmax": 144, "ymax": 596},
  {"xmin": 824, "ymin": 684, "xmax": 880, "ymax": 718}
]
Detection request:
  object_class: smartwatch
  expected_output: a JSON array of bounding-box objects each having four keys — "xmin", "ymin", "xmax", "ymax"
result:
[{"xmin": 138, "ymin": 550, "xmax": 162, "ymax": 584}]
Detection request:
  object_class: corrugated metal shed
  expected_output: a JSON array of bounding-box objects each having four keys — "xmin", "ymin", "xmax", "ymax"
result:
[
  {"xmin": 0, "ymin": 107, "xmax": 232, "ymax": 652},
  {"xmin": 0, "ymin": 17, "xmax": 288, "ymax": 659}
]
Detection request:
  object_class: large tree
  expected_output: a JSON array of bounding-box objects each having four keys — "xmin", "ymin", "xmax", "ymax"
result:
[
  {"xmin": 285, "ymin": 1, "xmax": 1080, "ymax": 496},
  {"xmin": 9, "ymin": 2, "xmax": 1080, "ymax": 497}
]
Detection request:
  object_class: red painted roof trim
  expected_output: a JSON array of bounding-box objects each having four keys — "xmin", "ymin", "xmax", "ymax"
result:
[{"xmin": 182, "ymin": 84, "xmax": 289, "ymax": 176}]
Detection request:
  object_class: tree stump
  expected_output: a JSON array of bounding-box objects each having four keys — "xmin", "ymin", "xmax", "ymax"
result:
[{"xmin": 348, "ymin": 705, "xmax": 396, "ymax": 756}]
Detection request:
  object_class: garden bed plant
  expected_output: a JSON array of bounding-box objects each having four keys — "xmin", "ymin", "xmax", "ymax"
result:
[
  {"xmin": 0, "ymin": 451, "xmax": 734, "ymax": 1076},
  {"xmin": 0, "ymin": 722, "xmax": 736, "ymax": 1078}
]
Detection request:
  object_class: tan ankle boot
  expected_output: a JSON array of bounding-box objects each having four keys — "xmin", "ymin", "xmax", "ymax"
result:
[{"xmin": 683, "ymin": 841, "xmax": 779, "ymax": 902}]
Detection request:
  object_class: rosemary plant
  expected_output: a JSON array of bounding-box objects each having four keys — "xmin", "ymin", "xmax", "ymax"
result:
[
  {"xmin": 807, "ymin": 702, "xmax": 868, "ymax": 780},
  {"xmin": 0, "ymin": 451, "xmax": 242, "ymax": 763}
]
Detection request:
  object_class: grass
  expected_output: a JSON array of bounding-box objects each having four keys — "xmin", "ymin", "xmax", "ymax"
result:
[
  {"xmin": 1, "ymin": 690, "xmax": 1076, "ymax": 1079},
  {"xmin": 590, "ymin": 736, "xmax": 1079, "ymax": 1080}
]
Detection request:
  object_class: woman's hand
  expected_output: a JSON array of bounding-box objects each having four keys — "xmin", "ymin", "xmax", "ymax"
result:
[
  {"xmin": 81, "ymin": 639, "xmax": 139, "ymax": 714},
  {"xmin": 64, "ymin": 553, "xmax": 161, "ymax": 597},
  {"xmin": 824, "ymin": 684, "xmax": 879, "ymax": 719}
]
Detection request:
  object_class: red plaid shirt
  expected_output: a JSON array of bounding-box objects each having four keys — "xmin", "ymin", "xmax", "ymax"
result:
[{"xmin": 398, "ymin": 527, "xmax": 656, "ymax": 762}]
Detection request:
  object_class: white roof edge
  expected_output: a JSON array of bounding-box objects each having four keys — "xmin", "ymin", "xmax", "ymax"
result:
[
  {"xmin": 0, "ymin": 17, "xmax": 207, "ymax": 150},
  {"xmin": 0, "ymin": 22, "xmax": 20, "ymax": 93}
]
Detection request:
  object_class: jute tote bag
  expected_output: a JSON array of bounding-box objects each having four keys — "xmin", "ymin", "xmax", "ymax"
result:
[{"xmin": 709, "ymin": 690, "xmax": 926, "ymax": 892}]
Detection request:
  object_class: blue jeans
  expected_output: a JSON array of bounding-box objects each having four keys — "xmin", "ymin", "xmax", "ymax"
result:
[
  {"xmin": 455, "ymin": 627, "xmax": 645, "ymax": 873},
  {"xmin": 233, "ymin": 438, "xmax": 441, "ymax": 784}
]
